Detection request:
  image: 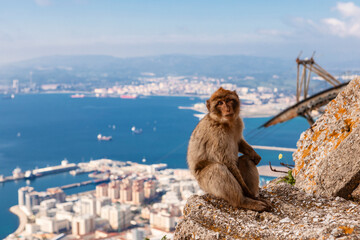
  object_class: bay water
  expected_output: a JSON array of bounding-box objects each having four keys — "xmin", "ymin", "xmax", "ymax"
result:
[{"xmin": 0, "ymin": 94, "xmax": 309, "ymax": 238}]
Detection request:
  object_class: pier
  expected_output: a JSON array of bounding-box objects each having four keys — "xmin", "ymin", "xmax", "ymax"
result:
[
  {"xmin": 58, "ymin": 178, "xmax": 110, "ymax": 190},
  {"xmin": 0, "ymin": 160, "xmax": 78, "ymax": 184},
  {"xmin": 253, "ymin": 145, "xmax": 297, "ymax": 152}
]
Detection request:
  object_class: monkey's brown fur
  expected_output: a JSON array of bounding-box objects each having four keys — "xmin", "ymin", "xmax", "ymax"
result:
[{"xmin": 187, "ymin": 87, "xmax": 271, "ymax": 212}]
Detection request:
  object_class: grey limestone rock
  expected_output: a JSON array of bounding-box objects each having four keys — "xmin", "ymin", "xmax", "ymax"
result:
[
  {"xmin": 174, "ymin": 182, "xmax": 360, "ymax": 239},
  {"xmin": 292, "ymin": 77, "xmax": 360, "ymax": 199}
]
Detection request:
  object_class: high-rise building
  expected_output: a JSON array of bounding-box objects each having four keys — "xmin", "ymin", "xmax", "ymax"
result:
[
  {"xmin": 18, "ymin": 186, "xmax": 66, "ymax": 212},
  {"xmin": 132, "ymin": 228, "xmax": 146, "ymax": 240},
  {"xmin": 72, "ymin": 215, "xmax": 95, "ymax": 236},
  {"xmin": 80, "ymin": 196, "xmax": 96, "ymax": 216},
  {"xmin": 108, "ymin": 182, "xmax": 120, "ymax": 201},
  {"xmin": 100, "ymin": 204, "xmax": 132, "ymax": 231},
  {"xmin": 132, "ymin": 180, "xmax": 144, "ymax": 205},
  {"xmin": 47, "ymin": 188, "xmax": 66, "ymax": 203},
  {"xmin": 18, "ymin": 186, "xmax": 34, "ymax": 206},
  {"xmin": 120, "ymin": 179, "xmax": 132, "ymax": 203},
  {"xmin": 150, "ymin": 210, "xmax": 176, "ymax": 232},
  {"xmin": 12, "ymin": 79, "xmax": 19, "ymax": 93},
  {"xmin": 108, "ymin": 204, "xmax": 132, "ymax": 231},
  {"xmin": 96, "ymin": 197, "xmax": 111, "ymax": 216},
  {"xmin": 25, "ymin": 191, "xmax": 40, "ymax": 211},
  {"xmin": 144, "ymin": 180, "xmax": 157, "ymax": 199},
  {"xmin": 96, "ymin": 183, "xmax": 108, "ymax": 198}
]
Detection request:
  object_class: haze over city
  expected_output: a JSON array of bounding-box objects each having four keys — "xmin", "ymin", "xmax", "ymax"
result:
[{"xmin": 1, "ymin": 0, "xmax": 360, "ymax": 65}]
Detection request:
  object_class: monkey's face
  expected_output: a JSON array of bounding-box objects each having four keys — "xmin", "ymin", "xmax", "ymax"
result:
[{"xmin": 207, "ymin": 88, "xmax": 240, "ymax": 123}]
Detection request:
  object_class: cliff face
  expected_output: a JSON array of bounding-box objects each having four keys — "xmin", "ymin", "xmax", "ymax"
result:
[
  {"xmin": 292, "ymin": 77, "xmax": 360, "ymax": 199},
  {"xmin": 174, "ymin": 78, "xmax": 360, "ymax": 239},
  {"xmin": 174, "ymin": 182, "xmax": 360, "ymax": 239}
]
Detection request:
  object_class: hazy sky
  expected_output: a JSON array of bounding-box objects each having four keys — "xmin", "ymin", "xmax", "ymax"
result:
[{"xmin": 1, "ymin": 0, "xmax": 360, "ymax": 65}]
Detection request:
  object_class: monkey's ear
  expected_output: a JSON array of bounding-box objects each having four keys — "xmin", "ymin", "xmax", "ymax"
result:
[
  {"xmin": 206, "ymin": 99, "xmax": 210, "ymax": 111},
  {"xmin": 233, "ymin": 90, "xmax": 239, "ymax": 97}
]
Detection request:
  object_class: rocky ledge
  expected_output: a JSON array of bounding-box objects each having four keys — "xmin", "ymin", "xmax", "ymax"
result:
[
  {"xmin": 293, "ymin": 77, "xmax": 360, "ymax": 199},
  {"xmin": 174, "ymin": 181, "xmax": 360, "ymax": 239}
]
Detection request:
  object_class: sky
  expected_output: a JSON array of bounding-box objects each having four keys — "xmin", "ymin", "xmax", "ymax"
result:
[{"xmin": 1, "ymin": 0, "xmax": 360, "ymax": 65}]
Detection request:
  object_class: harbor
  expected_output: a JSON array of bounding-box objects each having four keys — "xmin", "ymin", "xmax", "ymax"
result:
[
  {"xmin": 0, "ymin": 159, "xmax": 78, "ymax": 183},
  {"xmin": 58, "ymin": 178, "xmax": 110, "ymax": 190}
]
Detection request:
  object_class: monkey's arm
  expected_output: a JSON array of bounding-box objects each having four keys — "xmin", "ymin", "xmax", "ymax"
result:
[
  {"xmin": 238, "ymin": 139, "xmax": 261, "ymax": 165},
  {"xmin": 226, "ymin": 162, "xmax": 256, "ymax": 198}
]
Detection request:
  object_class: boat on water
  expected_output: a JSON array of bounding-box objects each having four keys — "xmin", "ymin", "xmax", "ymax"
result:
[
  {"xmin": 120, "ymin": 94, "xmax": 137, "ymax": 99},
  {"xmin": 97, "ymin": 134, "xmax": 112, "ymax": 141},
  {"xmin": 24, "ymin": 170, "xmax": 35, "ymax": 179},
  {"xmin": 131, "ymin": 126, "xmax": 143, "ymax": 134},
  {"xmin": 70, "ymin": 168, "xmax": 92, "ymax": 176},
  {"xmin": 2, "ymin": 94, "xmax": 15, "ymax": 100},
  {"xmin": 71, "ymin": 94, "xmax": 85, "ymax": 98}
]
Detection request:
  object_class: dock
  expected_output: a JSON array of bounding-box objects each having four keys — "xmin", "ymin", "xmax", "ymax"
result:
[
  {"xmin": 59, "ymin": 178, "xmax": 110, "ymax": 190},
  {"xmin": 0, "ymin": 160, "xmax": 78, "ymax": 184},
  {"xmin": 253, "ymin": 145, "xmax": 297, "ymax": 152}
]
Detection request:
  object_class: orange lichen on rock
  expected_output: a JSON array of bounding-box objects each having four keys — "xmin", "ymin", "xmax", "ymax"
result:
[
  {"xmin": 293, "ymin": 77, "xmax": 360, "ymax": 196},
  {"xmin": 334, "ymin": 107, "xmax": 347, "ymax": 120},
  {"xmin": 339, "ymin": 226, "xmax": 354, "ymax": 235},
  {"xmin": 311, "ymin": 130, "xmax": 322, "ymax": 142}
]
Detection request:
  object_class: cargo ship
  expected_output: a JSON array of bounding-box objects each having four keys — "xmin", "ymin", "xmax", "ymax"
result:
[
  {"xmin": 120, "ymin": 94, "xmax": 137, "ymax": 99},
  {"xmin": 71, "ymin": 94, "xmax": 85, "ymax": 98},
  {"xmin": 97, "ymin": 134, "xmax": 112, "ymax": 141},
  {"xmin": 131, "ymin": 126, "xmax": 143, "ymax": 134}
]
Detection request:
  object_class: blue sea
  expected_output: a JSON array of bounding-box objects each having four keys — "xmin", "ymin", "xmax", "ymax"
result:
[{"xmin": 0, "ymin": 94, "xmax": 309, "ymax": 238}]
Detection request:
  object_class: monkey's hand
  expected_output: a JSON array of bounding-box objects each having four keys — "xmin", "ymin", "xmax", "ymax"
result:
[
  {"xmin": 250, "ymin": 151, "xmax": 261, "ymax": 165},
  {"xmin": 239, "ymin": 139, "xmax": 261, "ymax": 165}
]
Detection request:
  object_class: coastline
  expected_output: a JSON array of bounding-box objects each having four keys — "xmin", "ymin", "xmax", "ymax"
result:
[
  {"xmin": 4, "ymin": 165, "xmax": 285, "ymax": 239},
  {"xmin": 178, "ymin": 103, "xmax": 287, "ymax": 119},
  {"xmin": 9, "ymin": 205, "xmax": 27, "ymax": 237},
  {"xmin": 257, "ymin": 165, "xmax": 288, "ymax": 177}
]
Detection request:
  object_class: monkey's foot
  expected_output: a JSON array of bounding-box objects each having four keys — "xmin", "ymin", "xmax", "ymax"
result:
[
  {"xmin": 241, "ymin": 198, "xmax": 271, "ymax": 212},
  {"xmin": 257, "ymin": 197, "xmax": 273, "ymax": 211}
]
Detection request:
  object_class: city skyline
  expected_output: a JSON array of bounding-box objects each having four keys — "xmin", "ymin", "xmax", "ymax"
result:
[{"xmin": 1, "ymin": 1, "xmax": 360, "ymax": 65}]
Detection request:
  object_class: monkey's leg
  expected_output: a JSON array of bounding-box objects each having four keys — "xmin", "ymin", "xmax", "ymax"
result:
[
  {"xmin": 238, "ymin": 155, "xmax": 272, "ymax": 209},
  {"xmin": 237, "ymin": 155, "xmax": 260, "ymax": 198},
  {"xmin": 197, "ymin": 163, "xmax": 269, "ymax": 212}
]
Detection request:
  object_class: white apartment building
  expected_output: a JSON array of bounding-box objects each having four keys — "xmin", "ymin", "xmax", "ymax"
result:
[
  {"xmin": 72, "ymin": 215, "xmax": 95, "ymax": 236},
  {"xmin": 96, "ymin": 183, "xmax": 108, "ymax": 198},
  {"xmin": 80, "ymin": 196, "xmax": 96, "ymax": 216},
  {"xmin": 150, "ymin": 210, "xmax": 176, "ymax": 232},
  {"xmin": 101, "ymin": 204, "xmax": 132, "ymax": 231},
  {"xmin": 96, "ymin": 197, "xmax": 111, "ymax": 216},
  {"xmin": 35, "ymin": 216, "xmax": 70, "ymax": 233}
]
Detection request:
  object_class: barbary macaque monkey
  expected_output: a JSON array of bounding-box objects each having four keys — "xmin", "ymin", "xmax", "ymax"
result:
[{"xmin": 187, "ymin": 87, "xmax": 271, "ymax": 212}]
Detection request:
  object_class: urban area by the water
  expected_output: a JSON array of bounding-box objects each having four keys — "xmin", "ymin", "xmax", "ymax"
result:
[
  {"xmin": 3, "ymin": 158, "xmax": 201, "ymax": 239},
  {"xmin": 1, "ymin": 71, "xmax": 358, "ymax": 240}
]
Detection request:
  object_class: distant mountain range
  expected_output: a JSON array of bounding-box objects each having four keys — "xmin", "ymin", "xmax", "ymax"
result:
[{"xmin": 0, "ymin": 54, "xmax": 356, "ymax": 90}]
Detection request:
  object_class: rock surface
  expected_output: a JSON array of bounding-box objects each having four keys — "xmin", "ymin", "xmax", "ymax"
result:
[
  {"xmin": 174, "ymin": 182, "xmax": 360, "ymax": 239},
  {"xmin": 292, "ymin": 77, "xmax": 360, "ymax": 199}
]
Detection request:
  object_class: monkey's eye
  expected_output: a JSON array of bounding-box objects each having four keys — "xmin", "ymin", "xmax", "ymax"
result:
[{"xmin": 217, "ymin": 101, "xmax": 224, "ymax": 106}]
